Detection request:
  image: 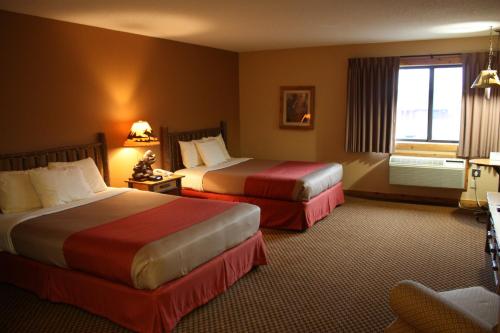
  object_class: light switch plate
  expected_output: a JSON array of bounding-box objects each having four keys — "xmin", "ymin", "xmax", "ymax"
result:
[{"xmin": 490, "ymin": 152, "xmax": 500, "ymax": 161}]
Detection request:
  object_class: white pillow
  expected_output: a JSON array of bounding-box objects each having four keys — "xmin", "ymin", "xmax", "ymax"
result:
[
  {"xmin": 195, "ymin": 139, "xmax": 228, "ymax": 167},
  {"xmin": 179, "ymin": 140, "xmax": 204, "ymax": 168},
  {"xmin": 207, "ymin": 134, "xmax": 230, "ymax": 160},
  {"xmin": 0, "ymin": 170, "xmax": 43, "ymax": 214},
  {"xmin": 49, "ymin": 158, "xmax": 107, "ymax": 193},
  {"xmin": 29, "ymin": 166, "xmax": 94, "ymax": 208},
  {"xmin": 179, "ymin": 135, "xmax": 230, "ymax": 169}
]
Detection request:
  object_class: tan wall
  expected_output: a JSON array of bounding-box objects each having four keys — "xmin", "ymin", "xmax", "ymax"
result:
[
  {"xmin": 239, "ymin": 37, "xmax": 498, "ymax": 201},
  {"xmin": 0, "ymin": 10, "xmax": 239, "ymax": 186}
]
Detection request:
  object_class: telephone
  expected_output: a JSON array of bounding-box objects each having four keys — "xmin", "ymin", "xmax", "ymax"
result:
[{"xmin": 153, "ymin": 169, "xmax": 173, "ymax": 177}]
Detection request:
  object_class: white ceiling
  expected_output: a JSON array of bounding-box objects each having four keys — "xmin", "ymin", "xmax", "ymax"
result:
[{"xmin": 1, "ymin": 0, "xmax": 500, "ymax": 52}]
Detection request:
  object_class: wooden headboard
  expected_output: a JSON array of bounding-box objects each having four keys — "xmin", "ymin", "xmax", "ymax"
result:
[
  {"xmin": 0, "ymin": 133, "xmax": 110, "ymax": 185},
  {"xmin": 160, "ymin": 121, "xmax": 227, "ymax": 172}
]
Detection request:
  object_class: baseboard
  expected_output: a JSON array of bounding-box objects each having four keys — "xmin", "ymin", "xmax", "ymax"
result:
[
  {"xmin": 459, "ymin": 199, "xmax": 488, "ymax": 209},
  {"xmin": 344, "ymin": 190, "xmax": 459, "ymax": 207}
]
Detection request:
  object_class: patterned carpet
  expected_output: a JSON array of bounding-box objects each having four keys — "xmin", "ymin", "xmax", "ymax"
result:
[{"xmin": 0, "ymin": 197, "xmax": 494, "ymax": 333}]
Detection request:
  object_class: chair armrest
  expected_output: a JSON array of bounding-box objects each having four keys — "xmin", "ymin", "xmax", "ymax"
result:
[{"xmin": 389, "ymin": 280, "xmax": 491, "ymax": 333}]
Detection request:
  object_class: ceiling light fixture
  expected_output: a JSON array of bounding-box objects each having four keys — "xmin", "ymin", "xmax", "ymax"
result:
[
  {"xmin": 435, "ymin": 22, "xmax": 500, "ymax": 34},
  {"xmin": 471, "ymin": 27, "xmax": 500, "ymax": 99}
]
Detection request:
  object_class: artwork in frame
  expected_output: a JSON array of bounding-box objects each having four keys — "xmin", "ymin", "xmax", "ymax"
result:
[{"xmin": 279, "ymin": 86, "xmax": 315, "ymax": 130}]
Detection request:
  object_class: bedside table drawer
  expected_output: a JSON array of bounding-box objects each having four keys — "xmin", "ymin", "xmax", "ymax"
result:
[
  {"xmin": 125, "ymin": 175, "xmax": 184, "ymax": 196},
  {"xmin": 153, "ymin": 181, "xmax": 177, "ymax": 193}
]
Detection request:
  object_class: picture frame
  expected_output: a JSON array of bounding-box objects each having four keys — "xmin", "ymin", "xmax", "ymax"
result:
[{"xmin": 279, "ymin": 86, "xmax": 315, "ymax": 130}]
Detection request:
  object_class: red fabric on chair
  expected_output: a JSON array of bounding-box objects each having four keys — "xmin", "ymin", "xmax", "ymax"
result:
[
  {"xmin": 0, "ymin": 231, "xmax": 267, "ymax": 333},
  {"xmin": 182, "ymin": 181, "xmax": 344, "ymax": 231}
]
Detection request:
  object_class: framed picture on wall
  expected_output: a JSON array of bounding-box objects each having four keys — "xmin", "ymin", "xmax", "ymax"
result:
[{"xmin": 279, "ymin": 86, "xmax": 315, "ymax": 130}]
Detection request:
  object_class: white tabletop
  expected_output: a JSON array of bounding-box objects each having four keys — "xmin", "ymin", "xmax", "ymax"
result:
[{"xmin": 487, "ymin": 192, "xmax": 500, "ymax": 221}]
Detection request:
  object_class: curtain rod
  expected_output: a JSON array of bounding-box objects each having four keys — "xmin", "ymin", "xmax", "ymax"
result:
[{"xmin": 400, "ymin": 53, "xmax": 461, "ymax": 59}]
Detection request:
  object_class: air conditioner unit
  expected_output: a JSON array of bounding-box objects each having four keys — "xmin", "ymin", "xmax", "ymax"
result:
[{"xmin": 389, "ymin": 155, "xmax": 466, "ymax": 189}]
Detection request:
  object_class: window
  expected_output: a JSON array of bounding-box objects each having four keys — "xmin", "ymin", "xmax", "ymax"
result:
[{"xmin": 395, "ymin": 65, "xmax": 462, "ymax": 142}]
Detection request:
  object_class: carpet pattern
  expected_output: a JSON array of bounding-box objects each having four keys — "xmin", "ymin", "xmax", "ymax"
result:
[{"xmin": 0, "ymin": 197, "xmax": 494, "ymax": 332}]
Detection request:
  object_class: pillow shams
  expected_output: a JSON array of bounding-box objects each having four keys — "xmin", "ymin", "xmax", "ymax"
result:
[
  {"xmin": 179, "ymin": 140, "xmax": 204, "ymax": 168},
  {"xmin": 179, "ymin": 134, "xmax": 230, "ymax": 169},
  {"xmin": 49, "ymin": 157, "xmax": 107, "ymax": 193},
  {"xmin": 0, "ymin": 170, "xmax": 43, "ymax": 214},
  {"xmin": 194, "ymin": 140, "xmax": 227, "ymax": 167},
  {"xmin": 211, "ymin": 134, "xmax": 230, "ymax": 160},
  {"xmin": 29, "ymin": 166, "xmax": 94, "ymax": 208}
]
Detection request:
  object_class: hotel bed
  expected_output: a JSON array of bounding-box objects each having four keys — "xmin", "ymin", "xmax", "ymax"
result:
[
  {"xmin": 161, "ymin": 122, "xmax": 345, "ymax": 231},
  {"xmin": 0, "ymin": 133, "xmax": 267, "ymax": 333}
]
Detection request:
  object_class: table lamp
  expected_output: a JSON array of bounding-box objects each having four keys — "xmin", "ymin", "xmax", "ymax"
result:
[
  {"xmin": 123, "ymin": 120, "xmax": 160, "ymax": 147},
  {"xmin": 123, "ymin": 121, "xmax": 161, "ymax": 181}
]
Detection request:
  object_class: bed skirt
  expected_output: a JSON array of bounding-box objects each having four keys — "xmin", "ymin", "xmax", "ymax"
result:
[
  {"xmin": 182, "ymin": 181, "xmax": 344, "ymax": 231},
  {"xmin": 0, "ymin": 231, "xmax": 267, "ymax": 333}
]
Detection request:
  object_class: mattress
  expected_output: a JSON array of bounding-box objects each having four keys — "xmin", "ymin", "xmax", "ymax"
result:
[
  {"xmin": 0, "ymin": 188, "xmax": 260, "ymax": 290},
  {"xmin": 176, "ymin": 158, "xmax": 343, "ymax": 201}
]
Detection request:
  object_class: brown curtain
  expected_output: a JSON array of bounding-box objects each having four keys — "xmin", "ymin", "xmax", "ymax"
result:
[
  {"xmin": 458, "ymin": 52, "xmax": 500, "ymax": 158},
  {"xmin": 345, "ymin": 57, "xmax": 400, "ymax": 153}
]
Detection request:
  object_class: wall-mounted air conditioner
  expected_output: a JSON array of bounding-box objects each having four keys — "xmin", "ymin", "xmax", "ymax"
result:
[{"xmin": 389, "ymin": 155, "xmax": 466, "ymax": 189}]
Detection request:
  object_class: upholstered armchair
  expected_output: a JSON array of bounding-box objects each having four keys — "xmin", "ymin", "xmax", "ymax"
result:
[{"xmin": 386, "ymin": 280, "xmax": 500, "ymax": 333}]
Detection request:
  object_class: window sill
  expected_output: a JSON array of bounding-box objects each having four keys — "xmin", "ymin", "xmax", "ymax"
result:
[{"xmin": 394, "ymin": 141, "xmax": 458, "ymax": 158}]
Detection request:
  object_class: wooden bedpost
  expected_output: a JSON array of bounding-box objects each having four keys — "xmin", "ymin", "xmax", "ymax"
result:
[
  {"xmin": 97, "ymin": 132, "xmax": 110, "ymax": 186},
  {"xmin": 220, "ymin": 121, "xmax": 227, "ymax": 143},
  {"xmin": 160, "ymin": 126, "xmax": 172, "ymax": 172}
]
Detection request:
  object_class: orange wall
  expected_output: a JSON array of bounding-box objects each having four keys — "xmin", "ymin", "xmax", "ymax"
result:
[
  {"xmin": 1, "ymin": 10, "xmax": 497, "ymax": 200},
  {"xmin": 0, "ymin": 10, "xmax": 239, "ymax": 186},
  {"xmin": 239, "ymin": 36, "xmax": 498, "ymax": 200}
]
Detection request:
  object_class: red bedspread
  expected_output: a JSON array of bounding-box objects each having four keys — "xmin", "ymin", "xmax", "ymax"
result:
[
  {"xmin": 64, "ymin": 198, "xmax": 237, "ymax": 287},
  {"xmin": 196, "ymin": 159, "xmax": 343, "ymax": 201},
  {"xmin": 0, "ymin": 231, "xmax": 267, "ymax": 333},
  {"xmin": 10, "ymin": 191, "xmax": 260, "ymax": 290},
  {"xmin": 244, "ymin": 161, "xmax": 327, "ymax": 200}
]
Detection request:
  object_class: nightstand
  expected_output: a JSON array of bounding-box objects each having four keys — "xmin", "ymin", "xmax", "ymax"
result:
[{"xmin": 125, "ymin": 175, "xmax": 185, "ymax": 195}]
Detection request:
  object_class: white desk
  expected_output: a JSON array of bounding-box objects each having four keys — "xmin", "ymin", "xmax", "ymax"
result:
[
  {"xmin": 471, "ymin": 159, "xmax": 500, "ymax": 192},
  {"xmin": 486, "ymin": 192, "xmax": 500, "ymax": 293}
]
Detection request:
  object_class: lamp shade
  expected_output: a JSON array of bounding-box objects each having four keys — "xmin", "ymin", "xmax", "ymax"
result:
[
  {"xmin": 123, "ymin": 121, "xmax": 160, "ymax": 147},
  {"xmin": 470, "ymin": 69, "xmax": 500, "ymax": 89}
]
